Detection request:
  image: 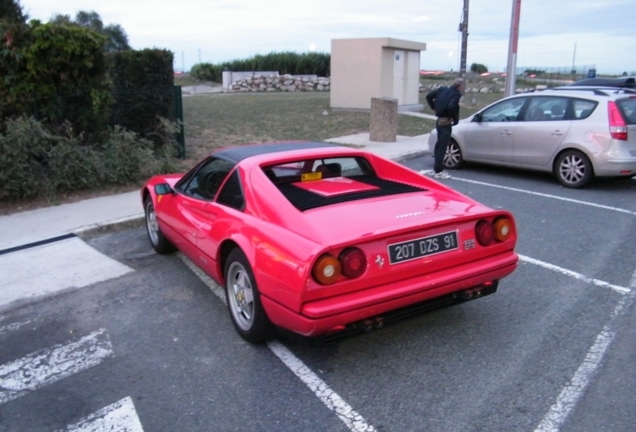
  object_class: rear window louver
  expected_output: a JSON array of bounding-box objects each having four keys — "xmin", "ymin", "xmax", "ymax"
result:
[{"xmin": 277, "ymin": 175, "xmax": 427, "ymax": 211}]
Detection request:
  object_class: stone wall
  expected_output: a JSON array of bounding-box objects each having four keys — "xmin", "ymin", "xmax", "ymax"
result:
[{"xmin": 229, "ymin": 74, "xmax": 331, "ymax": 92}]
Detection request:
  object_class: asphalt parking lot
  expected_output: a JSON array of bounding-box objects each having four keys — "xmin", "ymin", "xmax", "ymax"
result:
[{"xmin": 1, "ymin": 158, "xmax": 634, "ymax": 432}]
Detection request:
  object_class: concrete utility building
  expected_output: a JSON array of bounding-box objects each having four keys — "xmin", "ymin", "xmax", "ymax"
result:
[{"xmin": 330, "ymin": 37, "xmax": 427, "ymax": 111}]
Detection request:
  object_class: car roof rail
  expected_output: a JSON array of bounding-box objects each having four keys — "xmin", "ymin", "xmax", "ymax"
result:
[
  {"xmin": 551, "ymin": 86, "xmax": 636, "ymax": 96},
  {"xmin": 550, "ymin": 87, "xmax": 611, "ymax": 96}
]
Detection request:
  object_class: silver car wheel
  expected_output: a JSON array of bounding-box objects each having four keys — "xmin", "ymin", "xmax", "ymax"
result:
[
  {"xmin": 556, "ymin": 150, "xmax": 592, "ymax": 188},
  {"xmin": 145, "ymin": 201, "xmax": 160, "ymax": 246},
  {"xmin": 144, "ymin": 197, "xmax": 176, "ymax": 253},
  {"xmin": 443, "ymin": 141, "xmax": 463, "ymax": 169},
  {"xmin": 227, "ymin": 261, "xmax": 255, "ymax": 331}
]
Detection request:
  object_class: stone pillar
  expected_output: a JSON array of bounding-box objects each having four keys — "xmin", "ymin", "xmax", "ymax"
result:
[
  {"xmin": 369, "ymin": 97, "xmax": 398, "ymax": 142},
  {"xmin": 222, "ymin": 70, "xmax": 232, "ymax": 90}
]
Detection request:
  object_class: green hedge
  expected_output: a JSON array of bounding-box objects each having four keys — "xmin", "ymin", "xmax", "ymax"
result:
[
  {"xmin": 0, "ymin": 20, "xmax": 111, "ymax": 135},
  {"xmin": 191, "ymin": 51, "xmax": 331, "ymax": 82},
  {"xmin": 0, "ymin": 116, "xmax": 172, "ymax": 200},
  {"xmin": 0, "ymin": 22, "xmax": 182, "ymax": 202},
  {"xmin": 107, "ymin": 49, "xmax": 175, "ymax": 144}
]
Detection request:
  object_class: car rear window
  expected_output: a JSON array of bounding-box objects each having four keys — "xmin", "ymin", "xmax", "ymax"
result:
[
  {"xmin": 262, "ymin": 156, "xmax": 426, "ymax": 211},
  {"xmin": 617, "ymin": 97, "xmax": 636, "ymax": 124}
]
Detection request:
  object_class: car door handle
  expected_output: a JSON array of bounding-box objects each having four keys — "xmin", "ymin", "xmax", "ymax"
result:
[
  {"xmin": 551, "ymin": 131, "xmax": 564, "ymax": 136},
  {"xmin": 501, "ymin": 130, "xmax": 512, "ymax": 136}
]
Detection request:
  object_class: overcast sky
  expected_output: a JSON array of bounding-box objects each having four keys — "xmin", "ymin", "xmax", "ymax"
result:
[{"xmin": 18, "ymin": 0, "xmax": 636, "ymax": 75}]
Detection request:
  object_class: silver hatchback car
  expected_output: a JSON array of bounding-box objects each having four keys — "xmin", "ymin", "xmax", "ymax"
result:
[{"xmin": 428, "ymin": 87, "xmax": 636, "ymax": 188}]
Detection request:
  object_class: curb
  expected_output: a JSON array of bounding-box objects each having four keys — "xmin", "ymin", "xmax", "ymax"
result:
[{"xmin": 74, "ymin": 214, "xmax": 145, "ymax": 240}]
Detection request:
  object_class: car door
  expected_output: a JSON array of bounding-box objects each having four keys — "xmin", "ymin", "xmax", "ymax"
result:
[
  {"xmin": 462, "ymin": 97, "xmax": 527, "ymax": 163},
  {"xmin": 512, "ymin": 96, "xmax": 572, "ymax": 167},
  {"xmin": 195, "ymin": 169, "xmax": 246, "ymax": 274},
  {"xmin": 165, "ymin": 156, "xmax": 235, "ymax": 263}
]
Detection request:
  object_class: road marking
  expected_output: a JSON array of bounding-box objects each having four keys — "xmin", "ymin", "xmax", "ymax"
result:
[
  {"xmin": 59, "ymin": 397, "xmax": 144, "ymax": 432},
  {"xmin": 535, "ymin": 329, "xmax": 614, "ymax": 432},
  {"xmin": 451, "ymin": 177, "xmax": 636, "ymax": 216},
  {"xmin": 0, "ymin": 329, "xmax": 114, "ymax": 404},
  {"xmin": 0, "ymin": 319, "xmax": 32, "ymax": 335},
  {"xmin": 518, "ymin": 255, "xmax": 631, "ymax": 294},
  {"xmin": 179, "ymin": 253, "xmax": 226, "ymax": 301},
  {"xmin": 268, "ymin": 341, "xmax": 376, "ymax": 432},
  {"xmin": 0, "ymin": 237, "xmax": 134, "ymax": 309},
  {"xmin": 178, "ymin": 253, "xmax": 377, "ymax": 432},
  {"xmin": 534, "ymin": 270, "xmax": 636, "ymax": 432}
]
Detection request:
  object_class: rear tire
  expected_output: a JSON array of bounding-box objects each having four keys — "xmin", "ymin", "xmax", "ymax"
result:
[
  {"xmin": 443, "ymin": 140, "xmax": 464, "ymax": 169},
  {"xmin": 224, "ymin": 248, "xmax": 274, "ymax": 343},
  {"xmin": 144, "ymin": 198, "xmax": 176, "ymax": 254},
  {"xmin": 555, "ymin": 150, "xmax": 593, "ymax": 188}
]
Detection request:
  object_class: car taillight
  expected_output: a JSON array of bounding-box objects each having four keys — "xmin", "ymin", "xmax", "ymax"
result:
[
  {"xmin": 475, "ymin": 220, "xmax": 495, "ymax": 246},
  {"xmin": 493, "ymin": 217, "xmax": 514, "ymax": 242},
  {"xmin": 312, "ymin": 249, "xmax": 368, "ymax": 285},
  {"xmin": 339, "ymin": 248, "xmax": 367, "ymax": 278},
  {"xmin": 312, "ymin": 254, "xmax": 341, "ymax": 285},
  {"xmin": 476, "ymin": 218, "xmax": 514, "ymax": 246},
  {"xmin": 608, "ymin": 101, "xmax": 628, "ymax": 141}
]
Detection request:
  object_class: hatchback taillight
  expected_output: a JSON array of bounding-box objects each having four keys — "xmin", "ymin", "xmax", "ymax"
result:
[{"xmin": 608, "ymin": 101, "xmax": 628, "ymax": 141}]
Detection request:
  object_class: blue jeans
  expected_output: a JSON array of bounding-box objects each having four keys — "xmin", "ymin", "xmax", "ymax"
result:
[{"xmin": 434, "ymin": 123, "xmax": 452, "ymax": 173}]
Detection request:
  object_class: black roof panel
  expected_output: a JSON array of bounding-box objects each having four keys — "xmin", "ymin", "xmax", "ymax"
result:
[{"xmin": 213, "ymin": 141, "xmax": 342, "ymax": 164}]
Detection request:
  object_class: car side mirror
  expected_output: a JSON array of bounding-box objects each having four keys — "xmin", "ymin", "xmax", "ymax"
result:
[
  {"xmin": 154, "ymin": 183, "xmax": 174, "ymax": 195},
  {"xmin": 472, "ymin": 113, "xmax": 483, "ymax": 122}
]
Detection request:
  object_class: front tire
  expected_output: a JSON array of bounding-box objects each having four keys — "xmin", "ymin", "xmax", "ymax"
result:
[
  {"xmin": 144, "ymin": 198, "xmax": 176, "ymax": 253},
  {"xmin": 555, "ymin": 150, "xmax": 593, "ymax": 188},
  {"xmin": 224, "ymin": 248, "xmax": 274, "ymax": 343},
  {"xmin": 443, "ymin": 140, "xmax": 464, "ymax": 169}
]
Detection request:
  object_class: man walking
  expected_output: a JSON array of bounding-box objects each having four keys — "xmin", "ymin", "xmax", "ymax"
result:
[{"xmin": 423, "ymin": 78, "xmax": 464, "ymax": 179}]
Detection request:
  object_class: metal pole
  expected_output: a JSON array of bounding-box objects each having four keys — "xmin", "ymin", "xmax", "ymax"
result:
[
  {"xmin": 459, "ymin": 0, "xmax": 469, "ymax": 77},
  {"xmin": 504, "ymin": 0, "xmax": 522, "ymax": 97}
]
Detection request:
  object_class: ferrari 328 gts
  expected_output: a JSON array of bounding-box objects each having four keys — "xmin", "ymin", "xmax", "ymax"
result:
[{"xmin": 141, "ymin": 142, "xmax": 518, "ymax": 343}]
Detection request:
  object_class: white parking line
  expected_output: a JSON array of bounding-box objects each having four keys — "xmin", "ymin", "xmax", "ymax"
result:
[
  {"xmin": 534, "ymin": 271, "xmax": 636, "ymax": 432},
  {"xmin": 518, "ymin": 255, "xmax": 631, "ymax": 294},
  {"xmin": 451, "ymin": 177, "xmax": 636, "ymax": 216},
  {"xmin": 0, "ymin": 329, "xmax": 114, "ymax": 404},
  {"xmin": 534, "ymin": 329, "xmax": 615, "ymax": 432},
  {"xmin": 178, "ymin": 253, "xmax": 377, "ymax": 432},
  {"xmin": 59, "ymin": 397, "xmax": 144, "ymax": 432},
  {"xmin": 269, "ymin": 341, "xmax": 376, "ymax": 432},
  {"xmin": 0, "ymin": 319, "xmax": 32, "ymax": 336}
]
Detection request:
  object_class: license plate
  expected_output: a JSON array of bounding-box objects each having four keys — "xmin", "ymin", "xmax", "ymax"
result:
[{"xmin": 388, "ymin": 231, "xmax": 459, "ymax": 264}]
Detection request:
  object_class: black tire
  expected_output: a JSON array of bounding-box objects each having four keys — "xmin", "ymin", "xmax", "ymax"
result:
[
  {"xmin": 443, "ymin": 140, "xmax": 464, "ymax": 169},
  {"xmin": 224, "ymin": 248, "xmax": 275, "ymax": 343},
  {"xmin": 555, "ymin": 150, "xmax": 593, "ymax": 188},
  {"xmin": 144, "ymin": 198, "xmax": 176, "ymax": 254}
]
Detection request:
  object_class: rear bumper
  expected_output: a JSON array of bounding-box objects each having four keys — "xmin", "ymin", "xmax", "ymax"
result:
[
  {"xmin": 594, "ymin": 158, "xmax": 636, "ymax": 177},
  {"xmin": 261, "ymin": 251, "xmax": 518, "ymax": 337}
]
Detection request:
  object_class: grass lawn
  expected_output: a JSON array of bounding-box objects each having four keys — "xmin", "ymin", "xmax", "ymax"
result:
[{"xmin": 180, "ymin": 90, "xmax": 502, "ymax": 165}]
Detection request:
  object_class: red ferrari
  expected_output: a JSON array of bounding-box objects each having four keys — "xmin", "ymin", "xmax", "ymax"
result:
[{"xmin": 142, "ymin": 142, "xmax": 518, "ymax": 343}]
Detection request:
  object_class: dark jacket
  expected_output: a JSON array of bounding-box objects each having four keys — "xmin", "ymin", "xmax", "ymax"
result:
[{"xmin": 426, "ymin": 86, "xmax": 461, "ymax": 125}]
